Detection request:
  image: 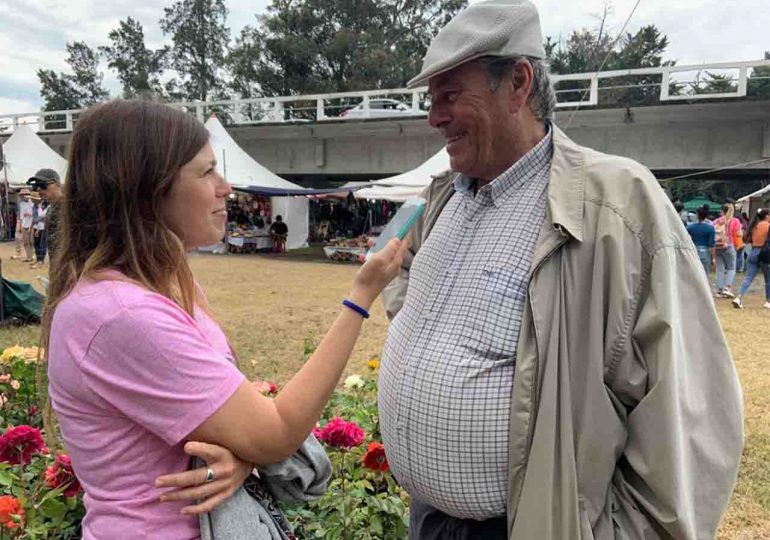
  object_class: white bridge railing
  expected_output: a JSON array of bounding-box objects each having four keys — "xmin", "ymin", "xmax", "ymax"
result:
[{"xmin": 1, "ymin": 59, "xmax": 769, "ymax": 134}]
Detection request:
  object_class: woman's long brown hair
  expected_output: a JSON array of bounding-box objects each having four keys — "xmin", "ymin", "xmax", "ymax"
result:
[{"xmin": 38, "ymin": 100, "xmax": 209, "ymax": 445}]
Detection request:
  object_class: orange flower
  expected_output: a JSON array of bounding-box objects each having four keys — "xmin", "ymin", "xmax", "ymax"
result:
[
  {"xmin": 362, "ymin": 442, "xmax": 389, "ymax": 472},
  {"xmin": 0, "ymin": 495, "xmax": 24, "ymax": 529}
]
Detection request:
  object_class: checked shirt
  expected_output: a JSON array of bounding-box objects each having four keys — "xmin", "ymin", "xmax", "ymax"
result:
[{"xmin": 379, "ymin": 127, "xmax": 553, "ymax": 520}]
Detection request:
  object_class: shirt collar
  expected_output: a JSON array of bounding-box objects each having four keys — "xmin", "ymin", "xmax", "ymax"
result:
[{"xmin": 453, "ymin": 122, "xmax": 553, "ymax": 207}]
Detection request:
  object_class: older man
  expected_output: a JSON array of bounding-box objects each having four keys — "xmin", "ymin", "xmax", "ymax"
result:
[{"xmin": 379, "ymin": 1, "xmax": 743, "ymax": 539}]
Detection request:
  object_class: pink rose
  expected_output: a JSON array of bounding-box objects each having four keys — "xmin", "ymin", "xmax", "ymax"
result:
[{"xmin": 314, "ymin": 417, "xmax": 365, "ymax": 449}]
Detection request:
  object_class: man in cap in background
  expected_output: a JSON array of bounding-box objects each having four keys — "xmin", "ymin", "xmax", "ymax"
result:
[
  {"xmin": 27, "ymin": 168, "xmax": 63, "ymax": 268},
  {"xmin": 378, "ymin": 1, "xmax": 743, "ymax": 538}
]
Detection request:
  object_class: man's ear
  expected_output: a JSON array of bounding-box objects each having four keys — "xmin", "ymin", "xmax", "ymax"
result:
[{"xmin": 508, "ymin": 61, "xmax": 534, "ymax": 114}]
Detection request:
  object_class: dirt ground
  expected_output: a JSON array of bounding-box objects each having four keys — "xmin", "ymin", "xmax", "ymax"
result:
[{"xmin": 0, "ymin": 242, "xmax": 767, "ymax": 538}]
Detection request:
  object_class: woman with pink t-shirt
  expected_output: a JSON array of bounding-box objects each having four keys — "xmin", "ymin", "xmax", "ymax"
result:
[
  {"xmin": 712, "ymin": 203, "xmax": 741, "ymax": 298},
  {"xmin": 42, "ymin": 100, "xmax": 406, "ymax": 539}
]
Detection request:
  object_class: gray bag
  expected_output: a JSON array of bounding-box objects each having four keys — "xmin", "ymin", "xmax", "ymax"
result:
[{"xmin": 199, "ymin": 434, "xmax": 331, "ymax": 540}]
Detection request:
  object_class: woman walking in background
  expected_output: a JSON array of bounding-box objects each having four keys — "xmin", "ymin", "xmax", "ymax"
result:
[
  {"xmin": 733, "ymin": 209, "xmax": 770, "ymax": 309},
  {"xmin": 712, "ymin": 203, "xmax": 741, "ymax": 298},
  {"xmin": 687, "ymin": 206, "xmax": 715, "ymax": 277},
  {"xmin": 736, "ymin": 210, "xmax": 749, "ymax": 272}
]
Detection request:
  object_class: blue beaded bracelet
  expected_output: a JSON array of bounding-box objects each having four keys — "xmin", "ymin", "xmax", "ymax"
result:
[{"xmin": 342, "ymin": 299, "xmax": 370, "ymax": 319}]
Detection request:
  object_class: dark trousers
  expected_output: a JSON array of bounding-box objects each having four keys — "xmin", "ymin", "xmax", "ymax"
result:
[
  {"xmin": 409, "ymin": 498, "xmax": 507, "ymax": 540},
  {"xmin": 34, "ymin": 230, "xmax": 47, "ymax": 263}
]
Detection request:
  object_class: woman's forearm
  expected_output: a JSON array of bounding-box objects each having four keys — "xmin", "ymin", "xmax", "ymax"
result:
[{"xmin": 271, "ymin": 288, "xmax": 372, "ymax": 448}]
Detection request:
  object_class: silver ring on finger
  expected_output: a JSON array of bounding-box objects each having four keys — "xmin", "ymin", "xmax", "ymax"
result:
[{"xmin": 205, "ymin": 467, "xmax": 215, "ymax": 484}]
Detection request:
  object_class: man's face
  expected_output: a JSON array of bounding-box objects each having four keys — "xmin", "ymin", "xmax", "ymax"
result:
[
  {"xmin": 427, "ymin": 61, "xmax": 514, "ymax": 180},
  {"xmin": 39, "ymin": 182, "xmax": 62, "ymax": 201}
]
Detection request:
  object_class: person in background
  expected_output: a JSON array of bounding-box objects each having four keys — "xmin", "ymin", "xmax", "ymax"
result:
[
  {"xmin": 733, "ymin": 208, "xmax": 770, "ymax": 309},
  {"xmin": 734, "ymin": 214, "xmax": 746, "ymax": 274},
  {"xmin": 673, "ymin": 200, "xmax": 689, "ymax": 226},
  {"xmin": 28, "ymin": 169, "xmax": 64, "ymax": 266},
  {"xmin": 687, "ymin": 206, "xmax": 716, "ymax": 277},
  {"xmin": 10, "ymin": 204, "xmax": 23, "ymax": 260},
  {"xmin": 712, "ymin": 203, "xmax": 741, "ymax": 298},
  {"xmin": 736, "ymin": 210, "xmax": 750, "ymax": 272},
  {"xmin": 270, "ymin": 214, "xmax": 289, "ymax": 253},
  {"xmin": 17, "ymin": 189, "xmax": 35, "ymax": 262},
  {"xmin": 32, "ymin": 197, "xmax": 48, "ymax": 269}
]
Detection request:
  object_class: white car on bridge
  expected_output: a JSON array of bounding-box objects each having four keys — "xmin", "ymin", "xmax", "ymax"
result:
[{"xmin": 339, "ymin": 98, "xmax": 427, "ymax": 119}]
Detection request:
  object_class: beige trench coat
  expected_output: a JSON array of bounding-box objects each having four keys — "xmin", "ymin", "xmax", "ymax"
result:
[{"xmin": 381, "ymin": 126, "xmax": 743, "ymax": 539}]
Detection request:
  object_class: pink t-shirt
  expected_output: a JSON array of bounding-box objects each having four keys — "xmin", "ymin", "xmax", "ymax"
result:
[{"xmin": 48, "ymin": 278, "xmax": 245, "ymax": 539}]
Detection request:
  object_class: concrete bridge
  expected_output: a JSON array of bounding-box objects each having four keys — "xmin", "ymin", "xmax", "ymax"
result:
[{"xmin": 3, "ymin": 60, "xmax": 770, "ymax": 183}]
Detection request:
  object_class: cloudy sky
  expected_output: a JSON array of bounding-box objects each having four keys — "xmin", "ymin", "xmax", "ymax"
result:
[{"xmin": 0, "ymin": 0, "xmax": 767, "ymax": 115}]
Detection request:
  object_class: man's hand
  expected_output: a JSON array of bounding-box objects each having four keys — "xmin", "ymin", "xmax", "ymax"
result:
[{"xmin": 154, "ymin": 441, "xmax": 253, "ymax": 515}]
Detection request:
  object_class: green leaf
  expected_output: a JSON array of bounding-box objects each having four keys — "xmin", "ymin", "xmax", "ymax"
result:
[
  {"xmin": 39, "ymin": 497, "xmax": 68, "ymax": 521},
  {"xmin": 0, "ymin": 469, "xmax": 14, "ymax": 487}
]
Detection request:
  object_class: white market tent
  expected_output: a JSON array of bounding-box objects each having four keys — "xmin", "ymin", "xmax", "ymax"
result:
[
  {"xmin": 737, "ymin": 184, "xmax": 770, "ymax": 203},
  {"xmin": 355, "ymin": 147, "xmax": 451, "ymax": 202},
  {"xmin": 737, "ymin": 183, "xmax": 770, "ymax": 217},
  {"xmin": 1, "ymin": 125, "xmax": 67, "ymax": 188},
  {"xmin": 205, "ymin": 116, "xmax": 309, "ymax": 250}
]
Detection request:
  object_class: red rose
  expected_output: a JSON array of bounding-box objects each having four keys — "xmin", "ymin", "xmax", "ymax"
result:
[
  {"xmin": 44, "ymin": 454, "xmax": 81, "ymax": 497},
  {"xmin": 362, "ymin": 442, "xmax": 389, "ymax": 472},
  {"xmin": 0, "ymin": 426, "xmax": 46, "ymax": 465},
  {"xmin": 315, "ymin": 417, "xmax": 365, "ymax": 449},
  {"xmin": 363, "ymin": 443, "xmax": 390, "ymax": 472},
  {"xmin": 0, "ymin": 495, "xmax": 24, "ymax": 529}
]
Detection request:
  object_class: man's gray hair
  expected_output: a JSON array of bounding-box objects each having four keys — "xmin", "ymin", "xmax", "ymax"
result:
[{"xmin": 478, "ymin": 56, "xmax": 556, "ymax": 122}]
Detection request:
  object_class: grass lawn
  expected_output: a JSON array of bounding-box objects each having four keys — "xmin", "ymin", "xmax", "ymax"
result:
[{"xmin": 0, "ymin": 242, "xmax": 767, "ymax": 538}]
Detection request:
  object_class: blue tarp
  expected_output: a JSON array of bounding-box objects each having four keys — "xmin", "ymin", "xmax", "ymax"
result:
[{"xmin": 234, "ymin": 185, "xmax": 368, "ymax": 197}]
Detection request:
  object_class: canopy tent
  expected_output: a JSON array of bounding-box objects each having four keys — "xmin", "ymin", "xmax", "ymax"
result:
[
  {"xmin": 356, "ymin": 147, "xmax": 451, "ymax": 201},
  {"xmin": 737, "ymin": 183, "xmax": 770, "ymax": 217},
  {"xmin": 1, "ymin": 125, "xmax": 67, "ymax": 188},
  {"xmin": 234, "ymin": 184, "xmax": 367, "ymax": 197},
  {"xmin": 205, "ymin": 116, "xmax": 309, "ymax": 250},
  {"xmin": 371, "ymin": 147, "xmax": 450, "ymax": 188},
  {"xmin": 737, "ymin": 184, "xmax": 770, "ymax": 203},
  {"xmin": 683, "ymin": 198, "xmax": 721, "ymax": 212},
  {"xmin": 355, "ymin": 184, "xmax": 425, "ymax": 202}
]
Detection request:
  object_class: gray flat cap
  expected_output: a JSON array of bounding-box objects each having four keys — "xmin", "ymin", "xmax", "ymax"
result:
[{"xmin": 408, "ymin": 0, "xmax": 546, "ymax": 89}]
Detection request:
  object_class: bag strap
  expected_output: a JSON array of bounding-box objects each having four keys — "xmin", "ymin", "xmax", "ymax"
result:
[{"xmin": 243, "ymin": 474, "xmax": 296, "ymax": 540}]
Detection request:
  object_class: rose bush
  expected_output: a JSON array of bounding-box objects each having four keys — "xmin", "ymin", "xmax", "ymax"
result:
[
  {"xmin": 283, "ymin": 363, "xmax": 409, "ymax": 540},
  {"xmin": 0, "ymin": 344, "xmax": 409, "ymax": 539},
  {"xmin": 0, "ymin": 346, "xmax": 84, "ymax": 538}
]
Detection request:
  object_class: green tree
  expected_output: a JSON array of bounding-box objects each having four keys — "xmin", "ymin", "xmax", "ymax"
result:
[
  {"xmin": 694, "ymin": 72, "xmax": 738, "ymax": 95},
  {"xmin": 65, "ymin": 41, "xmax": 110, "ymax": 105},
  {"xmin": 100, "ymin": 17, "xmax": 168, "ymax": 98},
  {"xmin": 228, "ymin": 0, "xmax": 467, "ymax": 98},
  {"xmin": 748, "ymin": 51, "xmax": 770, "ymax": 98},
  {"xmin": 546, "ymin": 22, "xmax": 673, "ymax": 107},
  {"xmin": 160, "ymin": 0, "xmax": 230, "ymax": 101},
  {"xmin": 37, "ymin": 41, "xmax": 108, "ymax": 129},
  {"xmin": 36, "ymin": 70, "xmax": 81, "ymax": 112}
]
